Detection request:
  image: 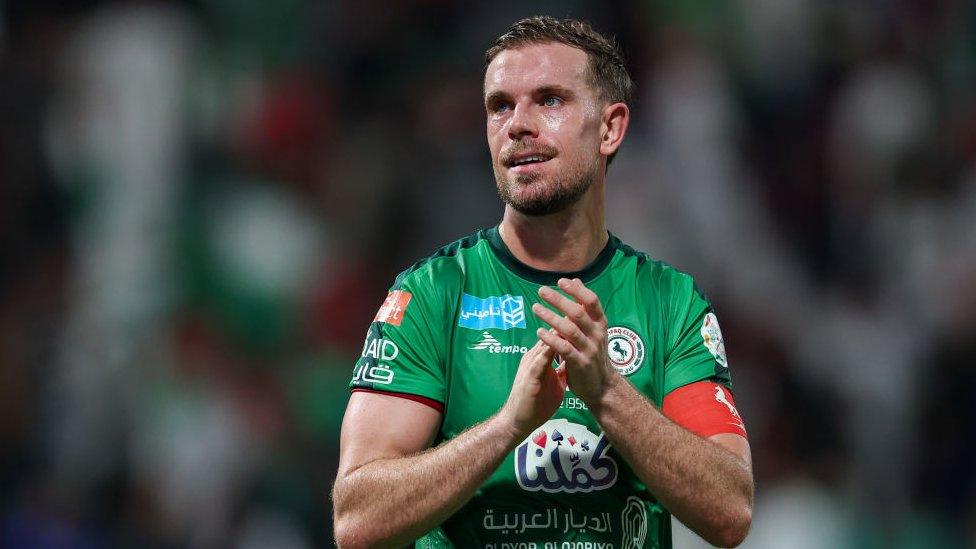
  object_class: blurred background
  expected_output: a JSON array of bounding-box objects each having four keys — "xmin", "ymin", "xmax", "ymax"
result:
[{"xmin": 2, "ymin": 0, "xmax": 976, "ymax": 547}]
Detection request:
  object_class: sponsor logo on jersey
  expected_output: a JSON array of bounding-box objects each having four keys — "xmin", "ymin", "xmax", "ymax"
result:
[
  {"xmin": 352, "ymin": 328, "xmax": 399, "ymax": 386},
  {"xmin": 457, "ymin": 293, "xmax": 526, "ymax": 330},
  {"xmin": 374, "ymin": 290, "xmax": 412, "ymax": 326},
  {"xmin": 621, "ymin": 496, "xmax": 648, "ymax": 549},
  {"xmin": 515, "ymin": 418, "xmax": 617, "ymax": 493},
  {"xmin": 362, "ymin": 335, "xmax": 399, "ymax": 362},
  {"xmin": 700, "ymin": 312, "xmax": 728, "ymax": 368},
  {"xmin": 481, "ymin": 507, "xmax": 612, "ymax": 536},
  {"xmin": 607, "ymin": 326, "xmax": 645, "ymax": 375},
  {"xmin": 470, "ymin": 331, "xmax": 528, "ymax": 355},
  {"xmin": 354, "ymin": 362, "xmax": 394, "ymax": 385}
]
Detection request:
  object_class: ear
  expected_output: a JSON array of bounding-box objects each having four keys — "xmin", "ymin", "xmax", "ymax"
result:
[{"xmin": 599, "ymin": 102, "xmax": 630, "ymax": 157}]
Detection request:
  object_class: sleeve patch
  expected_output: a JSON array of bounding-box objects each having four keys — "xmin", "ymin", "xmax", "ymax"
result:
[
  {"xmin": 700, "ymin": 312, "xmax": 728, "ymax": 368},
  {"xmin": 374, "ymin": 290, "xmax": 412, "ymax": 326},
  {"xmin": 663, "ymin": 381, "xmax": 747, "ymax": 438}
]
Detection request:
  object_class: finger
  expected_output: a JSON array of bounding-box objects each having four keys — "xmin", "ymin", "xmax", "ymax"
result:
[
  {"xmin": 527, "ymin": 340, "xmax": 556, "ymax": 377},
  {"xmin": 554, "ymin": 363, "xmax": 568, "ymax": 389},
  {"xmin": 531, "ymin": 302, "xmax": 591, "ymax": 353},
  {"xmin": 538, "ymin": 286, "xmax": 595, "ymax": 335},
  {"xmin": 557, "ymin": 278, "xmax": 607, "ymax": 327},
  {"xmin": 538, "ymin": 341, "xmax": 556, "ymax": 363},
  {"xmin": 538, "ymin": 285, "xmax": 591, "ymax": 328},
  {"xmin": 536, "ymin": 327, "xmax": 579, "ymax": 363},
  {"xmin": 521, "ymin": 338, "xmax": 540, "ymax": 362}
]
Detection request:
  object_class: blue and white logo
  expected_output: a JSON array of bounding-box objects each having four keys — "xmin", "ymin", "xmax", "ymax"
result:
[{"xmin": 458, "ymin": 293, "xmax": 526, "ymax": 330}]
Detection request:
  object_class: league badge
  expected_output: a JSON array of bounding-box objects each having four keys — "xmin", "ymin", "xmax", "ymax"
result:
[{"xmin": 700, "ymin": 312, "xmax": 728, "ymax": 368}]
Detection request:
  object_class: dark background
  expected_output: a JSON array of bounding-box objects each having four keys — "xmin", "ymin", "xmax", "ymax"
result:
[{"xmin": 2, "ymin": 1, "xmax": 975, "ymax": 547}]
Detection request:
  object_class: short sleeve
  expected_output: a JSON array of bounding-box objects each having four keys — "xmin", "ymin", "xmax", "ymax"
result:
[
  {"xmin": 349, "ymin": 267, "xmax": 450, "ymax": 404},
  {"xmin": 663, "ymin": 274, "xmax": 732, "ymax": 396}
]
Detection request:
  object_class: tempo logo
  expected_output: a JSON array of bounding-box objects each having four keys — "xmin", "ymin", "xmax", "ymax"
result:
[{"xmin": 470, "ymin": 332, "xmax": 528, "ymax": 355}]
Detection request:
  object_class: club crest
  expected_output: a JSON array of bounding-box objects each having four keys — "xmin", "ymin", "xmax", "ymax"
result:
[{"xmin": 607, "ymin": 326, "xmax": 645, "ymax": 376}]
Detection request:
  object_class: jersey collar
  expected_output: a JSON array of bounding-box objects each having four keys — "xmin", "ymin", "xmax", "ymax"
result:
[{"xmin": 485, "ymin": 225, "xmax": 618, "ymax": 286}]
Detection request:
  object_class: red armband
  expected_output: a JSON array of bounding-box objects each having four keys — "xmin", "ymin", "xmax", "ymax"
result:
[
  {"xmin": 351, "ymin": 388, "xmax": 444, "ymax": 413},
  {"xmin": 662, "ymin": 382, "xmax": 747, "ymax": 438}
]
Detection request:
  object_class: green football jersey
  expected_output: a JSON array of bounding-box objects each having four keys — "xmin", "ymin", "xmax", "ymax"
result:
[{"xmin": 350, "ymin": 226, "xmax": 732, "ymax": 549}]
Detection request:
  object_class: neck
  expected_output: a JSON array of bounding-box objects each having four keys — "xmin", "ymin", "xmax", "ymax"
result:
[{"xmin": 499, "ymin": 182, "xmax": 608, "ymax": 273}]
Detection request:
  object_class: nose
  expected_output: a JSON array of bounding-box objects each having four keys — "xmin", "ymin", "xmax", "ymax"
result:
[{"xmin": 507, "ymin": 103, "xmax": 538, "ymax": 140}]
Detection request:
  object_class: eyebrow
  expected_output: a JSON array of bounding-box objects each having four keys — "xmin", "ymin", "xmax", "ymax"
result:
[
  {"xmin": 484, "ymin": 85, "xmax": 577, "ymax": 106},
  {"xmin": 535, "ymin": 85, "xmax": 576, "ymax": 99},
  {"xmin": 484, "ymin": 89, "xmax": 509, "ymax": 107}
]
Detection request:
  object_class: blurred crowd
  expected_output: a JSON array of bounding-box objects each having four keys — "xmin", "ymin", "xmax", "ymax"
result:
[{"xmin": 2, "ymin": 1, "xmax": 976, "ymax": 547}]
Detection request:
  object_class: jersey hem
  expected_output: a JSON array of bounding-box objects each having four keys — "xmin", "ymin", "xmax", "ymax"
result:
[{"xmin": 351, "ymin": 388, "xmax": 445, "ymax": 413}]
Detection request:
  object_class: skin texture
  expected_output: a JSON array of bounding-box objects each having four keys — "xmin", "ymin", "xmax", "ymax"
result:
[
  {"xmin": 333, "ymin": 41, "xmax": 753, "ymax": 548},
  {"xmin": 533, "ymin": 278, "xmax": 753, "ymax": 547},
  {"xmin": 333, "ymin": 342, "xmax": 565, "ymax": 548}
]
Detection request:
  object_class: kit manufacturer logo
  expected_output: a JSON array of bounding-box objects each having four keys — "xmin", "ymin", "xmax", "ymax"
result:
[{"xmin": 469, "ymin": 332, "xmax": 528, "ymax": 355}]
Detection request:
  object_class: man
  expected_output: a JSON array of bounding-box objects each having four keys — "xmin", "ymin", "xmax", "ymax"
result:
[{"xmin": 333, "ymin": 16, "xmax": 753, "ymax": 549}]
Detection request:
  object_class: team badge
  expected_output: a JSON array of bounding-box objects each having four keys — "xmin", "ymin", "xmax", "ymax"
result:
[
  {"xmin": 700, "ymin": 312, "xmax": 728, "ymax": 368},
  {"xmin": 606, "ymin": 326, "xmax": 645, "ymax": 375}
]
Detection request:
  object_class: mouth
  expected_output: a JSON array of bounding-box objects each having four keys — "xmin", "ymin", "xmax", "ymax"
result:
[{"xmin": 504, "ymin": 152, "xmax": 554, "ymax": 170}]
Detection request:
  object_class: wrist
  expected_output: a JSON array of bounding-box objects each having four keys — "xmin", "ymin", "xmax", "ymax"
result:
[
  {"xmin": 584, "ymin": 372, "xmax": 625, "ymax": 417},
  {"xmin": 491, "ymin": 407, "xmax": 530, "ymax": 448}
]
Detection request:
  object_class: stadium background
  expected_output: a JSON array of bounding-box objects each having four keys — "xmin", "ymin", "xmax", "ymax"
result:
[{"xmin": 2, "ymin": 1, "xmax": 975, "ymax": 547}]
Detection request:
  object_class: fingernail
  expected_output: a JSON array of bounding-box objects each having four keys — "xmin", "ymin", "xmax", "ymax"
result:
[{"xmin": 539, "ymin": 286, "xmax": 551, "ymax": 296}]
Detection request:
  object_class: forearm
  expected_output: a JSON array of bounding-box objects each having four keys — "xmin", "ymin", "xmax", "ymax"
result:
[
  {"xmin": 589, "ymin": 376, "xmax": 753, "ymax": 547},
  {"xmin": 333, "ymin": 414, "xmax": 521, "ymax": 548}
]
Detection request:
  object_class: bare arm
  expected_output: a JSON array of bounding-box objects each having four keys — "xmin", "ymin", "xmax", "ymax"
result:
[
  {"xmin": 589, "ymin": 377, "xmax": 753, "ymax": 547},
  {"xmin": 332, "ymin": 340, "xmax": 565, "ymax": 548},
  {"xmin": 532, "ymin": 278, "xmax": 753, "ymax": 548}
]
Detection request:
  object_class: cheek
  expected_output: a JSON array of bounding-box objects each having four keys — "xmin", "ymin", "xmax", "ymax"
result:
[
  {"xmin": 542, "ymin": 110, "xmax": 568, "ymax": 134},
  {"xmin": 487, "ymin": 128, "xmax": 503, "ymax": 158}
]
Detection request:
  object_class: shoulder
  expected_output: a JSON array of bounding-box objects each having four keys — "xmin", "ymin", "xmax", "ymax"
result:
[
  {"xmin": 611, "ymin": 234, "xmax": 702, "ymax": 297},
  {"xmin": 390, "ymin": 228, "xmax": 488, "ymax": 294}
]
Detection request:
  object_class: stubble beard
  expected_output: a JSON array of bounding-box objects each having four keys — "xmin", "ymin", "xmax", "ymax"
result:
[{"xmin": 494, "ymin": 157, "xmax": 597, "ymax": 217}]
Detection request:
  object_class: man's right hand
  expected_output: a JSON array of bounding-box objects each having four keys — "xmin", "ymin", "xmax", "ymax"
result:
[{"xmin": 498, "ymin": 338, "xmax": 566, "ymax": 438}]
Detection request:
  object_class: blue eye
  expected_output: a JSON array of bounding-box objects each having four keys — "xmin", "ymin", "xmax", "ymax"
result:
[
  {"xmin": 490, "ymin": 102, "xmax": 511, "ymax": 114},
  {"xmin": 543, "ymin": 96, "xmax": 561, "ymax": 107}
]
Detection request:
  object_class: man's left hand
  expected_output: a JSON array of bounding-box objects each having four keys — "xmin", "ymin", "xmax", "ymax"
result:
[{"xmin": 531, "ymin": 277, "xmax": 617, "ymax": 404}]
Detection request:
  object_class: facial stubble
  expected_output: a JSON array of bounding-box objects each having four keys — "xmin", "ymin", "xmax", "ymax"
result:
[{"xmin": 494, "ymin": 156, "xmax": 597, "ymax": 216}]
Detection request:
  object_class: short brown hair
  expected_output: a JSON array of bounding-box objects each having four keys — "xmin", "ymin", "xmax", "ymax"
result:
[{"xmin": 485, "ymin": 16, "xmax": 634, "ymax": 108}]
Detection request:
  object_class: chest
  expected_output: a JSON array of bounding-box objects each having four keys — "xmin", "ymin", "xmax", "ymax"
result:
[{"xmin": 439, "ymin": 279, "xmax": 666, "ymax": 439}]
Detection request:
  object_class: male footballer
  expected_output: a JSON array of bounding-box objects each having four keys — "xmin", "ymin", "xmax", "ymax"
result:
[{"xmin": 333, "ymin": 16, "xmax": 753, "ymax": 548}]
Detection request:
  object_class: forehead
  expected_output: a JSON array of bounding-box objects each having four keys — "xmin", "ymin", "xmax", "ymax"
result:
[{"xmin": 484, "ymin": 42, "xmax": 590, "ymax": 95}]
